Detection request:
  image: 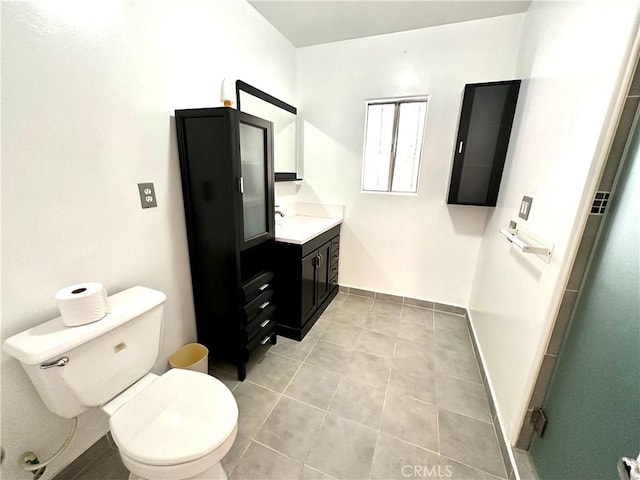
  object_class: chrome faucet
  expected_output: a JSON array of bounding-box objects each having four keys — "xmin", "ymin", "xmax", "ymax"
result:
[{"xmin": 275, "ymin": 205, "xmax": 285, "ymax": 218}]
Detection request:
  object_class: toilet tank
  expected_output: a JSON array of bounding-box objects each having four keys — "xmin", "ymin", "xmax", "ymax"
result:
[{"xmin": 3, "ymin": 286, "xmax": 166, "ymax": 418}]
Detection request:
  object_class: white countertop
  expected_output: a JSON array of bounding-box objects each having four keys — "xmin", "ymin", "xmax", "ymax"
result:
[{"xmin": 275, "ymin": 215, "xmax": 342, "ymax": 245}]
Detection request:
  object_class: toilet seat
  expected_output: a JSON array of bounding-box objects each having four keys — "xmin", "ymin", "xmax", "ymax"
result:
[{"xmin": 109, "ymin": 368, "xmax": 238, "ymax": 466}]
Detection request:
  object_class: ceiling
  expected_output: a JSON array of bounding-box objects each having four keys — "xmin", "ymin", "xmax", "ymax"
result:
[{"xmin": 248, "ymin": 1, "xmax": 532, "ymax": 48}]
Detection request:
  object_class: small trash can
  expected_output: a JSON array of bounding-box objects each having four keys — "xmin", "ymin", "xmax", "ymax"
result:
[{"xmin": 169, "ymin": 343, "xmax": 209, "ymax": 374}]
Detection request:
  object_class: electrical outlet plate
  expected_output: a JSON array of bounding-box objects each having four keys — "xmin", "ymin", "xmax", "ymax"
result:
[
  {"xmin": 519, "ymin": 196, "xmax": 533, "ymax": 220},
  {"xmin": 138, "ymin": 183, "xmax": 157, "ymax": 208}
]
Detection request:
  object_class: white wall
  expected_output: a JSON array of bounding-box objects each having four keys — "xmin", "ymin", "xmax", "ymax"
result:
[
  {"xmin": 468, "ymin": 0, "xmax": 639, "ymax": 442},
  {"xmin": 290, "ymin": 15, "xmax": 525, "ymax": 306},
  {"xmin": 1, "ymin": 2, "xmax": 295, "ymax": 478}
]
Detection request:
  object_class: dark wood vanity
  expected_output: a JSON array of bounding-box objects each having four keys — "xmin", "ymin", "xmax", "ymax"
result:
[
  {"xmin": 272, "ymin": 224, "xmax": 341, "ymax": 340},
  {"xmin": 174, "ymin": 107, "xmax": 277, "ymax": 381}
]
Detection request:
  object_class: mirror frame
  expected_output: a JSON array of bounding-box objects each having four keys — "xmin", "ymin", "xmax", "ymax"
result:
[{"xmin": 236, "ymin": 80, "xmax": 300, "ymax": 182}]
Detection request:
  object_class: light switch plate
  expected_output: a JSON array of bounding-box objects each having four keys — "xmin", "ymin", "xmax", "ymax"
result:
[
  {"xmin": 519, "ymin": 196, "xmax": 533, "ymax": 220},
  {"xmin": 138, "ymin": 183, "xmax": 157, "ymax": 208}
]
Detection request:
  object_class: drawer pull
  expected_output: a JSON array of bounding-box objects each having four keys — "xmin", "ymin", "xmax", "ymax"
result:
[
  {"xmin": 260, "ymin": 319, "xmax": 270, "ymax": 328},
  {"xmin": 259, "ymin": 301, "xmax": 270, "ymax": 310},
  {"xmin": 261, "ymin": 335, "xmax": 271, "ymax": 345},
  {"xmin": 258, "ymin": 283, "xmax": 269, "ymax": 291}
]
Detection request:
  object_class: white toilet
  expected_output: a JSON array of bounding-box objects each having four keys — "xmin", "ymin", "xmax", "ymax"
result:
[{"xmin": 4, "ymin": 286, "xmax": 239, "ymax": 480}]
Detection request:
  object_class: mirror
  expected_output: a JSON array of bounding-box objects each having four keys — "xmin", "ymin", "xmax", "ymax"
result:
[{"xmin": 236, "ymin": 80, "xmax": 300, "ymax": 181}]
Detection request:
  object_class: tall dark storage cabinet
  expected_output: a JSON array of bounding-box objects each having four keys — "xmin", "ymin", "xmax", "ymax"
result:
[
  {"xmin": 175, "ymin": 107, "xmax": 277, "ymax": 381},
  {"xmin": 448, "ymin": 80, "xmax": 521, "ymax": 206}
]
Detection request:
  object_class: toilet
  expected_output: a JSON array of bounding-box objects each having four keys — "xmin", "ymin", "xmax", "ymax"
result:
[{"xmin": 3, "ymin": 286, "xmax": 238, "ymax": 480}]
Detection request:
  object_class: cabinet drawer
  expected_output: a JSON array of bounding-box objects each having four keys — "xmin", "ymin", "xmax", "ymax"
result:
[
  {"xmin": 246, "ymin": 320, "xmax": 277, "ymax": 350},
  {"xmin": 245, "ymin": 305, "xmax": 276, "ymax": 339},
  {"xmin": 330, "ymin": 251, "xmax": 339, "ymax": 268},
  {"xmin": 243, "ymin": 289, "xmax": 274, "ymax": 320},
  {"xmin": 329, "ymin": 265, "xmax": 339, "ymax": 280},
  {"xmin": 331, "ymin": 236, "xmax": 340, "ymax": 252},
  {"xmin": 330, "ymin": 274, "xmax": 339, "ymax": 290},
  {"xmin": 241, "ymin": 271, "xmax": 274, "ymax": 303}
]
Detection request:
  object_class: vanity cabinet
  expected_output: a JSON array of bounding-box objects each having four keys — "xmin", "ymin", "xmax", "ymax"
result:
[
  {"xmin": 174, "ymin": 107, "xmax": 276, "ymax": 381},
  {"xmin": 447, "ymin": 80, "xmax": 521, "ymax": 206},
  {"xmin": 273, "ymin": 225, "xmax": 340, "ymax": 340}
]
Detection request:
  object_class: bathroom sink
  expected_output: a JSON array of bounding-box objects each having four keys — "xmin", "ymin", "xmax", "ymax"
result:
[{"xmin": 275, "ymin": 215, "xmax": 342, "ymax": 245}]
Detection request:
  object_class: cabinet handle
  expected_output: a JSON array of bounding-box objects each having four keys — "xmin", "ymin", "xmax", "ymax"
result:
[
  {"xmin": 259, "ymin": 301, "xmax": 270, "ymax": 310},
  {"xmin": 458, "ymin": 140, "xmax": 464, "ymax": 154},
  {"xmin": 260, "ymin": 319, "xmax": 270, "ymax": 328},
  {"xmin": 317, "ymin": 253, "xmax": 323, "ymax": 267},
  {"xmin": 261, "ymin": 335, "xmax": 271, "ymax": 345},
  {"xmin": 238, "ymin": 177, "xmax": 244, "ymax": 194},
  {"xmin": 258, "ymin": 283, "xmax": 269, "ymax": 291}
]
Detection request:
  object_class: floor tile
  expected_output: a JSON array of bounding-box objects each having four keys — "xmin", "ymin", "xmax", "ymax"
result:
[
  {"xmin": 232, "ymin": 381, "xmax": 281, "ymax": 438},
  {"xmin": 71, "ymin": 449, "xmax": 129, "ymax": 480},
  {"xmin": 324, "ymin": 292, "xmax": 347, "ymax": 313},
  {"xmin": 59, "ymin": 292, "xmax": 512, "ymax": 480},
  {"xmin": 299, "ymin": 465, "xmax": 336, "ymax": 479},
  {"xmin": 340, "ymin": 294, "xmax": 374, "ymax": 313},
  {"xmin": 401, "ymin": 305, "xmax": 435, "ymax": 327},
  {"xmin": 321, "ymin": 323, "xmax": 363, "ymax": 349},
  {"xmin": 388, "ymin": 367, "xmax": 436, "ymax": 405},
  {"xmin": 397, "ymin": 319, "xmax": 435, "ymax": 344},
  {"xmin": 53, "ymin": 436, "xmax": 116, "ymax": 480},
  {"xmin": 364, "ymin": 312, "xmax": 401, "ymax": 337},
  {"xmin": 270, "ymin": 335, "xmax": 318, "ymax": 361},
  {"xmin": 435, "ymin": 347, "xmax": 482, "ymax": 384},
  {"xmin": 284, "ymin": 363, "xmax": 341, "ymax": 409},
  {"xmin": 441, "ymin": 456, "xmax": 506, "ymax": 479},
  {"xmin": 355, "ymin": 329, "xmax": 396, "ymax": 358},
  {"xmin": 438, "ymin": 409, "xmax": 507, "ymax": 478},
  {"xmin": 223, "ymin": 434, "xmax": 252, "ymax": 475},
  {"xmin": 329, "ymin": 377, "xmax": 386, "ymax": 429},
  {"xmin": 380, "ymin": 390, "xmax": 438, "ymax": 451},
  {"xmin": 393, "ymin": 338, "xmax": 436, "ymax": 379},
  {"xmin": 246, "ymin": 352, "xmax": 302, "ymax": 392},
  {"xmin": 305, "ymin": 340, "xmax": 352, "ymax": 373},
  {"xmin": 437, "ymin": 375, "xmax": 492, "ymax": 422},
  {"xmin": 370, "ymin": 299, "xmax": 403, "ymax": 316},
  {"xmin": 230, "ymin": 441, "xmax": 303, "ymax": 480},
  {"xmin": 513, "ymin": 448, "xmax": 539, "ymax": 480},
  {"xmin": 434, "ymin": 327, "xmax": 474, "ymax": 354},
  {"xmin": 210, "ymin": 366, "xmax": 242, "ymax": 391},
  {"xmin": 325, "ymin": 306, "xmax": 369, "ymax": 328},
  {"xmin": 370, "ymin": 432, "xmax": 439, "ymax": 480},
  {"xmin": 345, "ymin": 350, "xmax": 392, "ymax": 387},
  {"xmin": 306, "ymin": 414, "xmax": 377, "ymax": 479},
  {"xmin": 255, "ymin": 396, "xmax": 325, "ymax": 462},
  {"xmin": 434, "ymin": 311, "xmax": 468, "ymax": 332}
]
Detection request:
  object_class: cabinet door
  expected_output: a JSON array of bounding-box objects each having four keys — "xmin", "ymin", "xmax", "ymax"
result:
[
  {"xmin": 238, "ymin": 112, "xmax": 275, "ymax": 250},
  {"xmin": 301, "ymin": 251, "xmax": 317, "ymax": 320},
  {"xmin": 316, "ymin": 240, "xmax": 332, "ymax": 305},
  {"xmin": 448, "ymin": 80, "xmax": 520, "ymax": 206}
]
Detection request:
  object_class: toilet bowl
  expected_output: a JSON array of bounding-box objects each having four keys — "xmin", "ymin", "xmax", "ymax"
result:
[
  {"xmin": 3, "ymin": 286, "xmax": 239, "ymax": 480},
  {"xmin": 105, "ymin": 369, "xmax": 238, "ymax": 480}
]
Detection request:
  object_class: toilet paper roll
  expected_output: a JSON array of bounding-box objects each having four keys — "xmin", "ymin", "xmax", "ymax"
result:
[{"xmin": 55, "ymin": 282, "xmax": 110, "ymax": 327}]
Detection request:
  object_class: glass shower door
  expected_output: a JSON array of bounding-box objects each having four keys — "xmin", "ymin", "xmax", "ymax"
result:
[{"xmin": 530, "ymin": 115, "xmax": 640, "ymax": 477}]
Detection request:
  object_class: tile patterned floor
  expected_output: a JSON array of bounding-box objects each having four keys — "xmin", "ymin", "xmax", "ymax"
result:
[{"xmin": 55, "ymin": 292, "xmax": 513, "ymax": 480}]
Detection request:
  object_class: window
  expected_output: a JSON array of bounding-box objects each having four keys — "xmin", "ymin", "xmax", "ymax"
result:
[{"xmin": 362, "ymin": 97, "xmax": 429, "ymax": 193}]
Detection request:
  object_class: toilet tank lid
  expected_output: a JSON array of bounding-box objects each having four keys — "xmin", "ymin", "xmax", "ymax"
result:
[{"xmin": 3, "ymin": 286, "xmax": 166, "ymax": 365}]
